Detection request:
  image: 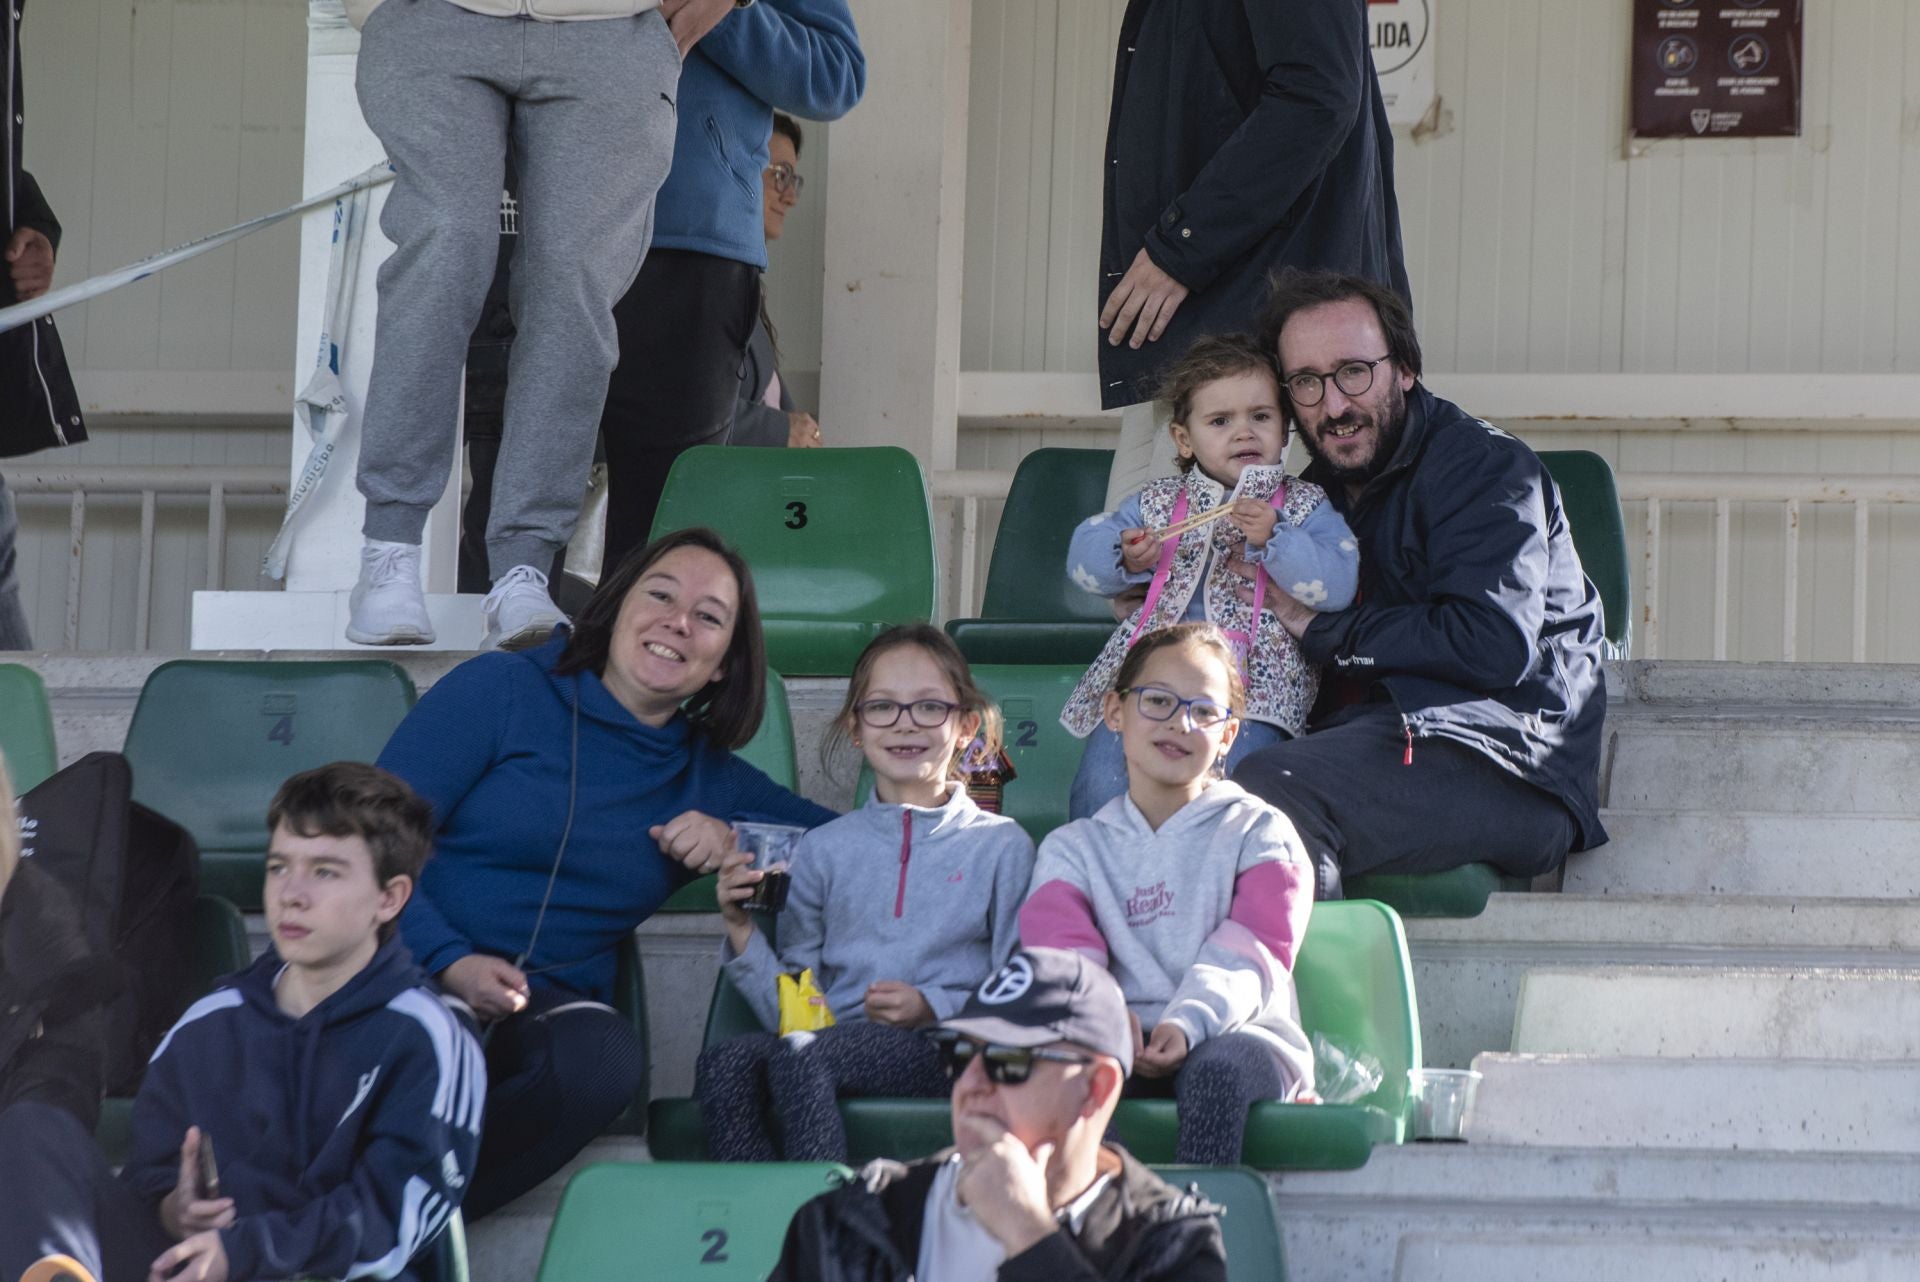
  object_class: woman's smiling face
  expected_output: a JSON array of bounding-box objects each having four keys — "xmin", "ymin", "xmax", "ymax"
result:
[{"xmin": 601, "ymin": 545, "xmax": 740, "ymax": 724}]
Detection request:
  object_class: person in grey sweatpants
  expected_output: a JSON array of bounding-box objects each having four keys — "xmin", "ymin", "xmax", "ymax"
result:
[{"xmin": 344, "ymin": 0, "xmax": 713, "ymax": 651}]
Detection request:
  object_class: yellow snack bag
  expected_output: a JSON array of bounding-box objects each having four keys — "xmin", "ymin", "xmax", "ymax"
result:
[{"xmin": 777, "ymin": 968, "xmax": 836, "ymax": 1035}]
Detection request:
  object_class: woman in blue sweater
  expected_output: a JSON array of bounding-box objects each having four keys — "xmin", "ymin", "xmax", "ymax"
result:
[{"xmin": 378, "ymin": 527, "xmax": 834, "ymax": 1217}]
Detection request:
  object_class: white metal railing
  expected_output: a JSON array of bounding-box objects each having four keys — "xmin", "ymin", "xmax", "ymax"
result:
[
  {"xmin": 930, "ymin": 470, "xmax": 1920, "ymax": 664},
  {"xmin": 10, "ymin": 466, "xmax": 286, "ymax": 650}
]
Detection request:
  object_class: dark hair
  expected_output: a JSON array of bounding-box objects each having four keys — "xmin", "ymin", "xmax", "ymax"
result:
[
  {"xmin": 1110, "ymin": 623, "xmax": 1247, "ymax": 716},
  {"xmin": 267, "ymin": 763, "xmax": 434, "ymax": 940},
  {"xmin": 825, "ymin": 625, "xmax": 1003, "ymax": 781},
  {"xmin": 554, "ymin": 528, "xmax": 767, "ymax": 752},
  {"xmin": 1152, "ymin": 334, "xmax": 1283, "ymax": 474},
  {"xmin": 1256, "ymin": 268, "xmax": 1422, "ymax": 381},
  {"xmin": 771, "ymin": 112, "xmax": 804, "ymax": 155}
]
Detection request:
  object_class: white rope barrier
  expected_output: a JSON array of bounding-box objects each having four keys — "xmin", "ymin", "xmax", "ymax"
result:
[{"xmin": 0, "ymin": 162, "xmax": 395, "ymax": 335}]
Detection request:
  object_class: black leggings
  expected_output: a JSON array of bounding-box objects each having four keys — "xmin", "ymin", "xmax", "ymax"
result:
[
  {"xmin": 1232, "ymin": 703, "xmax": 1578, "ymax": 899},
  {"xmin": 466, "ymin": 989, "xmax": 644, "ymax": 1220},
  {"xmin": 1123, "ymin": 1031, "xmax": 1288, "ymax": 1166},
  {"xmin": 697, "ymin": 1021, "xmax": 950, "ymax": 1163}
]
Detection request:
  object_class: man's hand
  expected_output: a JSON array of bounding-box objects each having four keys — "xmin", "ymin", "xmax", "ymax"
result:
[
  {"xmin": 1099, "ymin": 249, "xmax": 1189, "ymax": 350},
  {"xmin": 952, "ymin": 1115, "xmax": 1059, "ymax": 1257},
  {"xmin": 158, "ymin": 1128, "xmax": 236, "ymax": 1241},
  {"xmin": 1265, "ymin": 584, "xmax": 1320, "ymax": 640},
  {"xmin": 149, "ymin": 1230, "xmax": 229, "ymax": 1282},
  {"xmin": 440, "ymin": 954, "xmax": 530, "ymax": 1022},
  {"xmin": 5, "ymin": 227, "xmax": 55, "ymax": 302},
  {"xmin": 786, "ymin": 411, "xmax": 823, "ymax": 448},
  {"xmin": 1227, "ymin": 496, "xmax": 1280, "ymax": 550},
  {"xmin": 650, "ymin": 810, "xmax": 738, "ymax": 875},
  {"xmin": 660, "ymin": 0, "xmax": 734, "ymax": 55},
  {"xmin": 863, "ymin": 981, "xmax": 935, "ymax": 1028},
  {"xmin": 1134, "ymin": 1022, "xmax": 1189, "ymax": 1079},
  {"xmin": 1119, "ymin": 528, "xmax": 1162, "ymax": 576}
]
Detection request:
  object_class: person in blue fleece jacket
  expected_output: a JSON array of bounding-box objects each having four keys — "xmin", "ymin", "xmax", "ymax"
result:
[
  {"xmin": 0, "ymin": 762, "xmax": 482, "ymax": 1282},
  {"xmin": 378, "ymin": 527, "xmax": 836, "ymax": 1217},
  {"xmin": 597, "ymin": 0, "xmax": 865, "ymax": 568}
]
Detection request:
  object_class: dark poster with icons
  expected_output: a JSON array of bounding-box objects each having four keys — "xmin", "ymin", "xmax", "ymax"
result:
[{"xmin": 1631, "ymin": 0, "xmax": 1803, "ymax": 138}]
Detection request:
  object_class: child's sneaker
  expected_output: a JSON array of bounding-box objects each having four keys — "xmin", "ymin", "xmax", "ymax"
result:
[
  {"xmin": 345, "ymin": 540, "xmax": 436, "ymax": 646},
  {"xmin": 481, "ymin": 564, "xmax": 565, "ymax": 652}
]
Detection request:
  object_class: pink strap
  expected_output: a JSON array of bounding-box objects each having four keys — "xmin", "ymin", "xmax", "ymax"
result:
[
  {"xmin": 1127, "ymin": 490, "xmax": 1187, "ymax": 648},
  {"xmin": 1125, "ymin": 483, "xmax": 1288, "ymax": 652}
]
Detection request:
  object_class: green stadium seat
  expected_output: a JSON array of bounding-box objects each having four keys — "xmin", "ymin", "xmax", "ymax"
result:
[
  {"xmin": 423, "ymin": 1210, "xmax": 469, "ymax": 1282},
  {"xmin": 1154, "ymin": 1166, "xmax": 1287, "ymax": 1281},
  {"xmin": 946, "ymin": 448, "xmax": 1120, "ymax": 666},
  {"xmin": 535, "ymin": 1162, "xmax": 849, "ymax": 1282},
  {"xmin": 121, "ymin": 660, "xmax": 417, "ymax": 911},
  {"xmin": 660, "ymin": 669, "xmax": 801, "ymax": 913},
  {"xmin": 1538, "ymin": 449, "xmax": 1631, "ymax": 657},
  {"xmin": 648, "ymin": 446, "xmax": 937, "ymax": 677},
  {"xmin": 1345, "ymin": 864, "xmax": 1530, "ymax": 920},
  {"xmin": 606, "ymin": 933, "xmax": 651, "ymax": 1135},
  {"xmin": 0, "ymin": 663, "xmax": 58, "ymax": 792},
  {"xmin": 853, "ymin": 662, "xmax": 1085, "ymax": 846},
  {"xmin": 648, "ymin": 900, "xmax": 1420, "ymax": 1170}
]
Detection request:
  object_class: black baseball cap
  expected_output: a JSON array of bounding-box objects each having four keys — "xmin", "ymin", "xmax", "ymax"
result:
[{"xmin": 939, "ymin": 947, "xmax": 1134, "ymax": 1076}]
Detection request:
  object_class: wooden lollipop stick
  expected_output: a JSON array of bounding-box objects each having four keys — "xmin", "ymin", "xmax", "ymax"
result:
[{"xmin": 1150, "ymin": 501, "xmax": 1235, "ymax": 540}]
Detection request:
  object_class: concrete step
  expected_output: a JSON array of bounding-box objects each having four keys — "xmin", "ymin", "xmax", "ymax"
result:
[
  {"xmin": 1512, "ymin": 966, "xmax": 1920, "ymax": 1059},
  {"xmin": 1605, "ymin": 719, "xmax": 1920, "ymax": 813},
  {"xmin": 1274, "ymin": 1143, "xmax": 1920, "ymax": 1280},
  {"xmin": 1569, "ymin": 812, "xmax": 1920, "ymax": 898},
  {"xmin": 466, "ymin": 1137, "xmax": 651, "ymax": 1282},
  {"xmin": 1465, "ymin": 1053, "xmax": 1920, "ymax": 1153},
  {"xmin": 1404, "ymin": 895, "xmax": 1920, "ymax": 1068},
  {"xmin": 1394, "ymin": 1233, "xmax": 1920, "ymax": 1281}
]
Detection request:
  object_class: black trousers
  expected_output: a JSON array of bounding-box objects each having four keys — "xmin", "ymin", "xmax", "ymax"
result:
[
  {"xmin": 465, "ymin": 987, "xmax": 645, "ymax": 1220},
  {"xmin": 1231, "ymin": 704, "xmax": 1578, "ymax": 899},
  {"xmin": 0, "ymin": 1100, "xmax": 171, "ymax": 1281},
  {"xmin": 597, "ymin": 248, "xmax": 761, "ymax": 573}
]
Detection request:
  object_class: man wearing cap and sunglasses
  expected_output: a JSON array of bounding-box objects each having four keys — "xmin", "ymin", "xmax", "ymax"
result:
[{"xmin": 771, "ymin": 948, "xmax": 1226, "ymax": 1282}]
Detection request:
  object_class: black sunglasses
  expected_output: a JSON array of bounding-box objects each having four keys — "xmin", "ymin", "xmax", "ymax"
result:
[{"xmin": 928, "ymin": 1031, "xmax": 1095, "ymax": 1085}]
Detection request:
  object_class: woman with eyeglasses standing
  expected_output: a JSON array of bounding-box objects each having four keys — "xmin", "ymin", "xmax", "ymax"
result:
[
  {"xmin": 726, "ymin": 114, "xmax": 826, "ymax": 451},
  {"xmin": 696, "ymin": 625, "xmax": 1035, "ymax": 1162},
  {"xmin": 1022, "ymin": 622, "xmax": 1316, "ymax": 1165},
  {"xmin": 597, "ymin": 8, "xmax": 864, "ymax": 576}
]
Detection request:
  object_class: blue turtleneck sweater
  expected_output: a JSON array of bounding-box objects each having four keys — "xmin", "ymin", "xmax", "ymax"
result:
[{"xmin": 380, "ymin": 636, "xmax": 835, "ymax": 1002}]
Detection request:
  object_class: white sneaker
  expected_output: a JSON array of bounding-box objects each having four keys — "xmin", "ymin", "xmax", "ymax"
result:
[
  {"xmin": 346, "ymin": 540, "xmax": 435, "ymax": 646},
  {"xmin": 482, "ymin": 564, "xmax": 565, "ymax": 651}
]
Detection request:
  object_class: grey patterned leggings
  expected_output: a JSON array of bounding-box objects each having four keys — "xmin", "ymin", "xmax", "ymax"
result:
[
  {"xmin": 696, "ymin": 1020, "xmax": 950, "ymax": 1162},
  {"xmin": 1125, "ymin": 1030, "xmax": 1288, "ymax": 1165}
]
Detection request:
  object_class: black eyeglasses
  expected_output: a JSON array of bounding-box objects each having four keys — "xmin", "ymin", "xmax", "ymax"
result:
[
  {"xmin": 1283, "ymin": 355, "xmax": 1392, "ymax": 407},
  {"xmin": 1118, "ymin": 686, "xmax": 1233, "ymax": 730},
  {"xmin": 928, "ymin": 1032, "xmax": 1095, "ymax": 1085},
  {"xmin": 855, "ymin": 698, "xmax": 961, "ymax": 730},
  {"xmin": 765, "ymin": 163, "xmax": 804, "ymax": 196}
]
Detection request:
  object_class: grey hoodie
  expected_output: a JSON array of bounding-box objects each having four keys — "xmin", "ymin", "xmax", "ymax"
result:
[
  {"xmin": 1019, "ymin": 781, "xmax": 1315, "ymax": 1095},
  {"xmin": 724, "ymin": 784, "xmax": 1036, "ymax": 1030}
]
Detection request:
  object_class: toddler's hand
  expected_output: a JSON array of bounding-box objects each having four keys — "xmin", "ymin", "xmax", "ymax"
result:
[
  {"xmin": 1228, "ymin": 497, "xmax": 1280, "ymax": 549},
  {"xmin": 1119, "ymin": 528, "xmax": 1162, "ymax": 575}
]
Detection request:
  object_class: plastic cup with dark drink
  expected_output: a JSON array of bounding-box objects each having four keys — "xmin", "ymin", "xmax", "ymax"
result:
[{"xmin": 735, "ymin": 822, "xmax": 806, "ymax": 913}]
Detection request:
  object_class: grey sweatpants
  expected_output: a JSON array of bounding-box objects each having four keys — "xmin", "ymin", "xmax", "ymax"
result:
[{"xmin": 354, "ymin": 0, "xmax": 680, "ymax": 577}]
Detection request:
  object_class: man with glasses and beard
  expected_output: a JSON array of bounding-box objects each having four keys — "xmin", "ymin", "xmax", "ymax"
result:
[
  {"xmin": 770, "ymin": 948, "xmax": 1226, "ymax": 1282},
  {"xmin": 1231, "ymin": 268, "xmax": 1610, "ymax": 898}
]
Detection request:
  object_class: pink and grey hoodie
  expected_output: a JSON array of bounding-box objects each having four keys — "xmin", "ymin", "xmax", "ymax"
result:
[{"xmin": 1019, "ymin": 781, "xmax": 1315, "ymax": 1096}]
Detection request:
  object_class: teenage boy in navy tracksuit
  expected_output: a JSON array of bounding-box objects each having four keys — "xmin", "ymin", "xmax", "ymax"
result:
[{"xmin": 0, "ymin": 763, "xmax": 484, "ymax": 1282}]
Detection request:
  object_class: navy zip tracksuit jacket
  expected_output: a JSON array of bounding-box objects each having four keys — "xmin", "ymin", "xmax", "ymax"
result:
[{"xmin": 121, "ymin": 938, "xmax": 485, "ymax": 1281}]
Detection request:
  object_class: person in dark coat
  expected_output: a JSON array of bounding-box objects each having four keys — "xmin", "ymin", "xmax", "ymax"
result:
[
  {"xmin": 1, "ymin": 0, "xmax": 89, "ymax": 648},
  {"xmin": 1231, "ymin": 269, "xmax": 1609, "ymax": 898},
  {"xmin": 1096, "ymin": 0, "xmax": 1408, "ymax": 507},
  {"xmin": 770, "ymin": 949, "xmax": 1227, "ymax": 1282}
]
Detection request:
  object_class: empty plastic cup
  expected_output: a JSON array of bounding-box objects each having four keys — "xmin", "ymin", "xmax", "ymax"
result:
[{"xmin": 1408, "ymin": 1068, "xmax": 1481, "ymax": 1141}]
